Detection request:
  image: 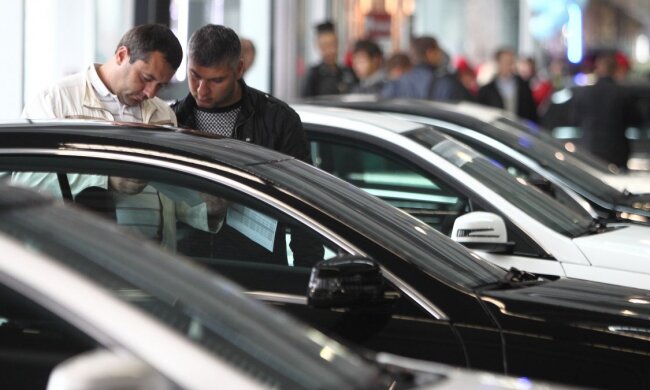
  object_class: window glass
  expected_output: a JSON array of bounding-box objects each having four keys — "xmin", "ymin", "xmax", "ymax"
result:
[
  {"xmin": 4, "ymin": 168, "xmax": 334, "ymax": 270},
  {"xmin": 489, "ymin": 118, "xmax": 623, "ymax": 200},
  {"xmin": 406, "ymin": 128, "xmax": 594, "ymax": 237},
  {"xmin": 311, "ymin": 140, "xmax": 469, "ymax": 233},
  {"xmin": 0, "ymin": 282, "xmax": 96, "ymax": 389}
]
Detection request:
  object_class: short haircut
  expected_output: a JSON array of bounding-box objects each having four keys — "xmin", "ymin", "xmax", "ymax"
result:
[
  {"xmin": 316, "ymin": 21, "xmax": 335, "ymax": 35},
  {"xmin": 386, "ymin": 52, "xmax": 411, "ymax": 71},
  {"xmin": 410, "ymin": 36, "xmax": 439, "ymax": 63},
  {"xmin": 494, "ymin": 47, "xmax": 515, "ymax": 61},
  {"xmin": 188, "ymin": 24, "xmax": 241, "ymax": 69},
  {"xmin": 353, "ymin": 39, "xmax": 383, "ymax": 59},
  {"xmin": 116, "ymin": 24, "xmax": 183, "ymax": 70}
]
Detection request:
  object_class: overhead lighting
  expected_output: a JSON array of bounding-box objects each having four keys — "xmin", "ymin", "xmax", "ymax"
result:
[{"xmin": 566, "ymin": 2, "xmax": 583, "ymax": 64}]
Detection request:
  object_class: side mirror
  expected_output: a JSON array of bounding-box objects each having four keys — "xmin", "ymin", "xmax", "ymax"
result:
[
  {"xmin": 47, "ymin": 349, "xmax": 174, "ymax": 390},
  {"xmin": 307, "ymin": 256, "xmax": 385, "ymax": 309},
  {"xmin": 451, "ymin": 212, "xmax": 514, "ymax": 254}
]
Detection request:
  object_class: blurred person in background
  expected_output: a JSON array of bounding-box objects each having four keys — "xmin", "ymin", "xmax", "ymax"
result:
[
  {"xmin": 385, "ymin": 52, "xmax": 412, "ymax": 80},
  {"xmin": 240, "ymin": 38, "xmax": 256, "ymax": 76},
  {"xmin": 453, "ymin": 56, "xmax": 478, "ymax": 99},
  {"xmin": 570, "ymin": 52, "xmax": 641, "ymax": 169},
  {"xmin": 478, "ymin": 47, "xmax": 537, "ymax": 122},
  {"xmin": 381, "ymin": 36, "xmax": 468, "ymax": 101},
  {"xmin": 301, "ymin": 20, "xmax": 357, "ymax": 97},
  {"xmin": 614, "ymin": 51, "xmax": 631, "ymax": 81},
  {"xmin": 517, "ymin": 56, "xmax": 553, "ymax": 113},
  {"xmin": 350, "ymin": 39, "xmax": 386, "ymax": 94}
]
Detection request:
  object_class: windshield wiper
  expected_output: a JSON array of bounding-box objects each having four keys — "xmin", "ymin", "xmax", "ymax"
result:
[{"xmin": 477, "ymin": 267, "xmax": 545, "ymax": 290}]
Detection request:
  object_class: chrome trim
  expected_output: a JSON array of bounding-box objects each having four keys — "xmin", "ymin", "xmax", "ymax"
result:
[
  {"xmin": 381, "ymin": 267, "xmax": 448, "ymax": 320},
  {"xmin": 246, "ymin": 291, "xmax": 307, "ymax": 305},
  {"xmin": 2, "ymin": 148, "xmax": 358, "ymax": 255},
  {"xmin": 0, "ymin": 147, "xmax": 449, "ymax": 321}
]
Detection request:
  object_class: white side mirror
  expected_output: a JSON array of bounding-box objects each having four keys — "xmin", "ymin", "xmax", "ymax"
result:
[
  {"xmin": 47, "ymin": 349, "xmax": 174, "ymax": 390},
  {"xmin": 451, "ymin": 212, "xmax": 514, "ymax": 253}
]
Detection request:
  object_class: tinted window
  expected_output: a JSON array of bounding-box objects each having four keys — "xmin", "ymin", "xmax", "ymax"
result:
[
  {"xmin": 0, "ymin": 282, "xmax": 95, "ymax": 390},
  {"xmin": 406, "ymin": 128, "xmax": 594, "ymax": 237},
  {"xmin": 311, "ymin": 140, "xmax": 468, "ymax": 234}
]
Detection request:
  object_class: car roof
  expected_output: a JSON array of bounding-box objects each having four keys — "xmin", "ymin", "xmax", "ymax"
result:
[
  {"xmin": 292, "ymin": 104, "xmax": 424, "ymax": 134},
  {"xmin": 299, "ymin": 96, "xmax": 511, "ymax": 125},
  {"xmin": 0, "ymin": 120, "xmax": 292, "ymax": 167}
]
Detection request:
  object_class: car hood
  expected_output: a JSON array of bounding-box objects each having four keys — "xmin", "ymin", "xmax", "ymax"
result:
[
  {"xmin": 602, "ymin": 172, "xmax": 650, "ymax": 195},
  {"xmin": 573, "ymin": 224, "xmax": 650, "ymax": 273},
  {"xmin": 481, "ymin": 278, "xmax": 650, "ymax": 329}
]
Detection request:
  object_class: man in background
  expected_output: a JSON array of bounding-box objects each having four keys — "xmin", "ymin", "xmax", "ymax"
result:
[{"xmin": 301, "ymin": 20, "xmax": 357, "ymax": 97}]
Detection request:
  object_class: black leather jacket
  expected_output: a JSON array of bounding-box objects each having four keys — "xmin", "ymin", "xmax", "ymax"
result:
[{"xmin": 172, "ymin": 80, "xmax": 310, "ymax": 162}]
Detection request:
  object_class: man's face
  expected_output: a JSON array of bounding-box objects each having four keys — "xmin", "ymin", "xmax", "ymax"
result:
[
  {"xmin": 497, "ymin": 51, "xmax": 516, "ymax": 77},
  {"xmin": 317, "ymin": 32, "xmax": 338, "ymax": 65},
  {"xmin": 352, "ymin": 52, "xmax": 379, "ymax": 79},
  {"xmin": 113, "ymin": 48, "xmax": 175, "ymax": 106},
  {"xmin": 188, "ymin": 59, "xmax": 243, "ymax": 109}
]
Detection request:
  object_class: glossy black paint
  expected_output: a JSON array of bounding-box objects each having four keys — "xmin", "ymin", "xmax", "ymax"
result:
[{"xmin": 2, "ymin": 123, "xmax": 650, "ymax": 388}]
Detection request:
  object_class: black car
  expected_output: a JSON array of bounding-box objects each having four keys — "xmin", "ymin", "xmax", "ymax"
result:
[
  {"xmin": 2, "ymin": 121, "xmax": 650, "ymax": 388},
  {"xmin": 301, "ymin": 95, "xmax": 650, "ymax": 224}
]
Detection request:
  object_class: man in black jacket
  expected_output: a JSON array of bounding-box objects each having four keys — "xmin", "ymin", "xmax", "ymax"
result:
[
  {"xmin": 172, "ymin": 24, "xmax": 309, "ymax": 162},
  {"xmin": 478, "ymin": 48, "xmax": 537, "ymax": 123},
  {"xmin": 172, "ymin": 24, "xmax": 322, "ymax": 266}
]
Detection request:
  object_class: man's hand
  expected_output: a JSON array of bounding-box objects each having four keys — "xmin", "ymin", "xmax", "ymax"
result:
[{"xmin": 201, "ymin": 193, "xmax": 230, "ymax": 230}]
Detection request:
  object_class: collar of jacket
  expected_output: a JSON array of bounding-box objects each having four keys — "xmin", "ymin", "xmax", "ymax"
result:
[
  {"xmin": 177, "ymin": 79, "xmax": 255, "ymax": 140},
  {"xmin": 81, "ymin": 64, "xmax": 162, "ymax": 123}
]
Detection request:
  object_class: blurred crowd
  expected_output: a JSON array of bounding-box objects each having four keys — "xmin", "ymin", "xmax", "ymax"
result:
[
  {"xmin": 296, "ymin": 20, "xmax": 643, "ymax": 169},
  {"xmin": 299, "ymin": 20, "xmax": 638, "ymax": 120}
]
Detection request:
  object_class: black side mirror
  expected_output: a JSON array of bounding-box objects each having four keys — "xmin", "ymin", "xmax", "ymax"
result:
[{"xmin": 307, "ymin": 256, "xmax": 385, "ymax": 309}]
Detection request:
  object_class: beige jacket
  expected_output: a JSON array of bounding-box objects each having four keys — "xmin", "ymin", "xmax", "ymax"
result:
[
  {"xmin": 22, "ymin": 64, "xmax": 177, "ymax": 125},
  {"xmin": 15, "ymin": 65, "xmax": 208, "ymax": 251}
]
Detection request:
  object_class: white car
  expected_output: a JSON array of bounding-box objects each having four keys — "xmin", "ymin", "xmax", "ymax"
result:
[
  {"xmin": 0, "ymin": 184, "xmax": 567, "ymax": 390},
  {"xmin": 297, "ymin": 104, "xmax": 650, "ymax": 290},
  {"xmin": 304, "ymin": 97, "xmax": 650, "ymax": 224}
]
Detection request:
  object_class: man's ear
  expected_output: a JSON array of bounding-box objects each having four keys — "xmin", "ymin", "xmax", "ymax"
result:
[
  {"xmin": 235, "ymin": 59, "xmax": 245, "ymax": 80},
  {"xmin": 115, "ymin": 46, "xmax": 130, "ymax": 65}
]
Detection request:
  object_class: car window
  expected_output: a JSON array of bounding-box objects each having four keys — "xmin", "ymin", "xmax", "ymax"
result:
[
  {"xmin": 405, "ymin": 128, "xmax": 595, "ymax": 237},
  {"xmin": 0, "ymin": 281, "xmax": 97, "ymax": 389},
  {"xmin": 3, "ymin": 168, "xmax": 337, "ymax": 271},
  {"xmin": 311, "ymin": 139, "xmax": 469, "ymax": 234},
  {"xmin": 488, "ymin": 119, "xmax": 624, "ymax": 200}
]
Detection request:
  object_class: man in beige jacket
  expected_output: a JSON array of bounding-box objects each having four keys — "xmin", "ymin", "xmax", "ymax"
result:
[
  {"xmin": 23, "ymin": 23, "xmax": 181, "ymax": 124},
  {"xmin": 14, "ymin": 24, "xmax": 219, "ymax": 250}
]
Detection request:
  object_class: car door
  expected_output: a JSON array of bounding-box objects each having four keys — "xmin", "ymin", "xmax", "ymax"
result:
[{"xmin": 0, "ymin": 153, "xmax": 468, "ymax": 368}]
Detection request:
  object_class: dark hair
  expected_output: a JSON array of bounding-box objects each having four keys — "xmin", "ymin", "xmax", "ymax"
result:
[
  {"xmin": 386, "ymin": 52, "xmax": 412, "ymax": 71},
  {"xmin": 410, "ymin": 36, "xmax": 439, "ymax": 63},
  {"xmin": 316, "ymin": 21, "xmax": 335, "ymax": 35},
  {"xmin": 353, "ymin": 39, "xmax": 383, "ymax": 59},
  {"xmin": 188, "ymin": 24, "xmax": 241, "ymax": 69},
  {"xmin": 116, "ymin": 24, "xmax": 183, "ymax": 70},
  {"xmin": 494, "ymin": 47, "xmax": 515, "ymax": 61}
]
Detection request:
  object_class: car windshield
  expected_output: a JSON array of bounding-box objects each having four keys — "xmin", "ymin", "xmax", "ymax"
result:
[
  {"xmin": 405, "ymin": 128, "xmax": 594, "ymax": 237},
  {"xmin": 488, "ymin": 118, "xmax": 623, "ymax": 201},
  {"xmin": 0, "ymin": 200, "xmax": 387, "ymax": 390}
]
